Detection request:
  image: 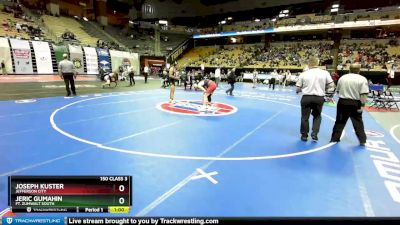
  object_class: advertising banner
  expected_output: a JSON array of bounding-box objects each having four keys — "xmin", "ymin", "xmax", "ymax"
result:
[
  {"xmin": 53, "ymin": 44, "xmax": 68, "ymax": 64},
  {"xmin": 68, "ymin": 45, "xmax": 84, "ymax": 74},
  {"xmin": 0, "ymin": 37, "xmax": 13, "ymax": 73},
  {"xmin": 9, "ymin": 39, "xmax": 33, "ymax": 74},
  {"xmin": 97, "ymin": 48, "xmax": 111, "ymax": 72},
  {"xmin": 32, "ymin": 41, "xmax": 53, "ymax": 74},
  {"xmin": 83, "ymin": 47, "xmax": 98, "ymax": 75}
]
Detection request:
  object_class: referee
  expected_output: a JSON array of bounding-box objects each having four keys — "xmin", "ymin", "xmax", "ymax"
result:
[
  {"xmin": 58, "ymin": 53, "xmax": 77, "ymax": 97},
  {"xmin": 296, "ymin": 57, "xmax": 335, "ymax": 142},
  {"xmin": 330, "ymin": 63, "xmax": 369, "ymax": 146}
]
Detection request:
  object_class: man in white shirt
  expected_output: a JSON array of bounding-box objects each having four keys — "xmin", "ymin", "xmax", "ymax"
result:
[
  {"xmin": 143, "ymin": 65, "xmax": 149, "ymax": 83},
  {"xmin": 387, "ymin": 64, "xmax": 396, "ymax": 89},
  {"xmin": 330, "ymin": 64, "xmax": 369, "ymax": 146},
  {"xmin": 269, "ymin": 69, "xmax": 278, "ymax": 90},
  {"xmin": 252, "ymin": 69, "xmax": 258, "ymax": 88},
  {"xmin": 215, "ymin": 67, "xmax": 221, "ymax": 85},
  {"xmin": 296, "ymin": 57, "xmax": 335, "ymax": 142}
]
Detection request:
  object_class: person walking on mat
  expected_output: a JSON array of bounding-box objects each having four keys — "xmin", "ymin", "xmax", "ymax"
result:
[
  {"xmin": 296, "ymin": 57, "xmax": 335, "ymax": 142},
  {"xmin": 226, "ymin": 68, "xmax": 236, "ymax": 96},
  {"xmin": 59, "ymin": 53, "xmax": 77, "ymax": 97},
  {"xmin": 330, "ymin": 63, "xmax": 369, "ymax": 146}
]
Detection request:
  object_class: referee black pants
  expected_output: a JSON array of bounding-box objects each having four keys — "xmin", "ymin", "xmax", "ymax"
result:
[
  {"xmin": 129, "ymin": 72, "xmax": 135, "ymax": 86},
  {"xmin": 269, "ymin": 78, "xmax": 276, "ymax": 90},
  {"xmin": 330, "ymin": 98, "xmax": 367, "ymax": 143},
  {"xmin": 63, "ymin": 73, "xmax": 76, "ymax": 96},
  {"xmin": 300, "ymin": 95, "xmax": 325, "ymax": 138}
]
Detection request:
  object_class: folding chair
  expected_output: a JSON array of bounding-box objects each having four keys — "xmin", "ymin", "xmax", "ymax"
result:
[
  {"xmin": 383, "ymin": 90, "xmax": 400, "ymax": 110},
  {"xmin": 370, "ymin": 90, "xmax": 387, "ymax": 109}
]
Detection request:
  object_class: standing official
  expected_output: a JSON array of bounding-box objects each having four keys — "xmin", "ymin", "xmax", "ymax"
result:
[
  {"xmin": 215, "ymin": 67, "xmax": 221, "ymax": 86},
  {"xmin": 387, "ymin": 64, "xmax": 396, "ymax": 89},
  {"xmin": 330, "ymin": 64, "xmax": 369, "ymax": 146},
  {"xmin": 59, "ymin": 53, "xmax": 77, "ymax": 97},
  {"xmin": 226, "ymin": 68, "xmax": 236, "ymax": 96},
  {"xmin": 296, "ymin": 57, "xmax": 335, "ymax": 142},
  {"xmin": 269, "ymin": 69, "xmax": 277, "ymax": 90},
  {"xmin": 128, "ymin": 65, "xmax": 135, "ymax": 86},
  {"xmin": 143, "ymin": 65, "xmax": 149, "ymax": 83}
]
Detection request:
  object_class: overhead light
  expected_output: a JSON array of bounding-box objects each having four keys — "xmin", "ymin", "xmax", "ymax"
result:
[
  {"xmin": 159, "ymin": 20, "xmax": 168, "ymax": 25},
  {"xmin": 129, "ymin": 20, "xmax": 134, "ymax": 24},
  {"xmin": 282, "ymin": 10, "xmax": 289, "ymax": 13},
  {"xmin": 82, "ymin": 17, "xmax": 88, "ymax": 21},
  {"xmin": 220, "ymin": 20, "xmax": 226, "ymax": 24},
  {"xmin": 271, "ymin": 18, "xmax": 277, "ymax": 22},
  {"xmin": 332, "ymin": 4, "xmax": 339, "ymax": 8},
  {"xmin": 227, "ymin": 17, "xmax": 232, "ymax": 20},
  {"xmin": 279, "ymin": 14, "xmax": 286, "ymax": 18},
  {"xmin": 330, "ymin": 8, "xmax": 339, "ymax": 12},
  {"xmin": 254, "ymin": 18, "xmax": 260, "ymax": 22},
  {"xmin": 375, "ymin": 8, "xmax": 379, "ymax": 11},
  {"xmin": 230, "ymin": 37, "xmax": 237, "ymax": 43}
]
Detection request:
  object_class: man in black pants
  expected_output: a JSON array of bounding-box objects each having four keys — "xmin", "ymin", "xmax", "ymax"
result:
[
  {"xmin": 226, "ymin": 68, "xmax": 236, "ymax": 96},
  {"xmin": 296, "ymin": 57, "xmax": 335, "ymax": 142},
  {"xmin": 58, "ymin": 54, "xmax": 77, "ymax": 96},
  {"xmin": 330, "ymin": 64, "xmax": 369, "ymax": 146},
  {"xmin": 128, "ymin": 65, "xmax": 135, "ymax": 86}
]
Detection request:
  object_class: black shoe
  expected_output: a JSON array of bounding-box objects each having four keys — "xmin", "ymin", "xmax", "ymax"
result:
[
  {"xmin": 360, "ymin": 142, "xmax": 366, "ymax": 146},
  {"xmin": 330, "ymin": 139, "xmax": 340, "ymax": 143},
  {"xmin": 311, "ymin": 135, "xmax": 318, "ymax": 142},
  {"xmin": 66, "ymin": 94, "xmax": 71, "ymax": 97},
  {"xmin": 301, "ymin": 135, "xmax": 308, "ymax": 141}
]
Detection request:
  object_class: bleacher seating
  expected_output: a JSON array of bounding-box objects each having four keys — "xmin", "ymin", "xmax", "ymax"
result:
[
  {"xmin": 338, "ymin": 38, "xmax": 400, "ymax": 71},
  {"xmin": 0, "ymin": 11, "xmax": 32, "ymax": 39},
  {"xmin": 179, "ymin": 41, "xmax": 333, "ymax": 69},
  {"xmin": 42, "ymin": 15, "xmax": 98, "ymax": 46}
]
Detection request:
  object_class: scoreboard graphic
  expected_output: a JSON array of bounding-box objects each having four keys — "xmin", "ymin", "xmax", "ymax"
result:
[{"xmin": 8, "ymin": 176, "xmax": 132, "ymax": 213}]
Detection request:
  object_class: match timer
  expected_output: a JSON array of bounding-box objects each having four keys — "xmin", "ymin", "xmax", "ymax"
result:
[{"xmin": 8, "ymin": 176, "xmax": 132, "ymax": 213}]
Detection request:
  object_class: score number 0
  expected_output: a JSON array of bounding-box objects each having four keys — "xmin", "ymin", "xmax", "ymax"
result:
[{"xmin": 118, "ymin": 185, "xmax": 126, "ymax": 205}]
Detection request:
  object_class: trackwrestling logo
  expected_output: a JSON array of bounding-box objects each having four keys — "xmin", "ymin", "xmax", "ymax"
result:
[{"xmin": 157, "ymin": 100, "xmax": 237, "ymax": 116}]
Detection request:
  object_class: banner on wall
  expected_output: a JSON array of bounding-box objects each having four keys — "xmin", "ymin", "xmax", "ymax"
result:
[
  {"xmin": 68, "ymin": 45, "xmax": 84, "ymax": 74},
  {"xmin": 109, "ymin": 50, "xmax": 140, "ymax": 75},
  {"xmin": 53, "ymin": 44, "xmax": 68, "ymax": 64},
  {"xmin": 83, "ymin": 47, "xmax": 98, "ymax": 75},
  {"xmin": 9, "ymin": 39, "xmax": 33, "ymax": 74},
  {"xmin": 129, "ymin": 52, "xmax": 140, "ymax": 75},
  {"xmin": 32, "ymin": 41, "xmax": 53, "ymax": 74},
  {"xmin": 97, "ymin": 48, "xmax": 111, "ymax": 72},
  {"xmin": 0, "ymin": 38, "xmax": 13, "ymax": 73}
]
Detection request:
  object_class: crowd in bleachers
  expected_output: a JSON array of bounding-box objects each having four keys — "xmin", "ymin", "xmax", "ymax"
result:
[
  {"xmin": 96, "ymin": 39, "xmax": 124, "ymax": 51},
  {"xmin": 180, "ymin": 41, "xmax": 334, "ymax": 69},
  {"xmin": 338, "ymin": 38, "xmax": 400, "ymax": 71},
  {"xmin": 249, "ymin": 42, "xmax": 333, "ymax": 68},
  {"xmin": 1, "ymin": 3, "xmax": 44, "ymax": 40}
]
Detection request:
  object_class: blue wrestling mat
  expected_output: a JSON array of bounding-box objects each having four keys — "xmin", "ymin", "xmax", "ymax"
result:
[{"xmin": 0, "ymin": 83, "xmax": 399, "ymax": 217}]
